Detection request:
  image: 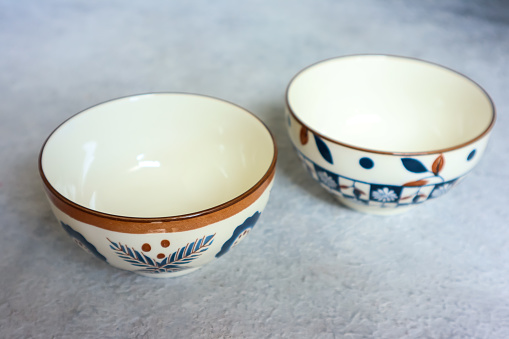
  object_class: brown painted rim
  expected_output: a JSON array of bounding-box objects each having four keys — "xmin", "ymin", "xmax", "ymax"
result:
[
  {"xmin": 39, "ymin": 92, "xmax": 278, "ymax": 233},
  {"xmin": 285, "ymin": 54, "xmax": 497, "ymax": 156}
]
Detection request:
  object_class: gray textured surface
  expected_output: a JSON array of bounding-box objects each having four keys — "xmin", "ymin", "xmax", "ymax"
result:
[{"xmin": 1, "ymin": 1, "xmax": 509, "ymax": 338}]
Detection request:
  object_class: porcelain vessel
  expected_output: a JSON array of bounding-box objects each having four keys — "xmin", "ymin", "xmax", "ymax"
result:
[
  {"xmin": 39, "ymin": 93, "xmax": 277, "ymax": 277},
  {"xmin": 286, "ymin": 55, "xmax": 495, "ymax": 215}
]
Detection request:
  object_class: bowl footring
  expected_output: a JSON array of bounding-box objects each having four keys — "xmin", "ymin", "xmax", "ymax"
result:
[
  {"xmin": 334, "ymin": 195, "xmax": 413, "ymax": 216},
  {"xmin": 135, "ymin": 267, "xmax": 201, "ymax": 278}
]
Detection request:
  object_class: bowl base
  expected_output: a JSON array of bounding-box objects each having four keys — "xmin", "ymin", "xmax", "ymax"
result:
[
  {"xmin": 335, "ymin": 196, "xmax": 412, "ymax": 215},
  {"xmin": 135, "ymin": 267, "xmax": 201, "ymax": 278}
]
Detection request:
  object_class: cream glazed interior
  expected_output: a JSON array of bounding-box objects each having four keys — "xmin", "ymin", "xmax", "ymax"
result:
[
  {"xmin": 41, "ymin": 93, "xmax": 276, "ymax": 218},
  {"xmin": 287, "ymin": 55, "xmax": 494, "ymax": 153}
]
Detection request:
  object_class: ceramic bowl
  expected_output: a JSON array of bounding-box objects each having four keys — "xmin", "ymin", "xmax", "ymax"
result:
[
  {"xmin": 39, "ymin": 93, "xmax": 277, "ymax": 277},
  {"xmin": 286, "ymin": 55, "xmax": 495, "ymax": 215}
]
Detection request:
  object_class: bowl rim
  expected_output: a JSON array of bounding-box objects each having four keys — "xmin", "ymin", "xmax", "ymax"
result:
[
  {"xmin": 39, "ymin": 92, "xmax": 278, "ymax": 228},
  {"xmin": 285, "ymin": 54, "xmax": 496, "ymax": 156}
]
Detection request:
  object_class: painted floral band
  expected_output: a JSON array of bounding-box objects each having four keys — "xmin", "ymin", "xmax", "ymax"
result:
[{"xmin": 297, "ymin": 151, "xmax": 460, "ymax": 208}]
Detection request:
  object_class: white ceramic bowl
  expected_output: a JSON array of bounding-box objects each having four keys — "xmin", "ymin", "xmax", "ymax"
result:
[
  {"xmin": 286, "ymin": 55, "xmax": 495, "ymax": 215},
  {"xmin": 39, "ymin": 93, "xmax": 277, "ymax": 277}
]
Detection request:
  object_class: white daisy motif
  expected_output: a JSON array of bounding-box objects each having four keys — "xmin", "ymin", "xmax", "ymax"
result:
[
  {"xmin": 317, "ymin": 171, "xmax": 337, "ymax": 189},
  {"xmin": 372, "ymin": 187, "xmax": 398, "ymax": 202},
  {"xmin": 431, "ymin": 184, "xmax": 450, "ymax": 198}
]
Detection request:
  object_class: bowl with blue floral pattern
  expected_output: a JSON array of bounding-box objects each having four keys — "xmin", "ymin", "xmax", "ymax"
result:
[
  {"xmin": 39, "ymin": 93, "xmax": 277, "ymax": 277},
  {"xmin": 286, "ymin": 55, "xmax": 495, "ymax": 215}
]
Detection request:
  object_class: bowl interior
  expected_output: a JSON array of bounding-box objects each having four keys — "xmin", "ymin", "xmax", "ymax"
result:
[
  {"xmin": 41, "ymin": 94, "xmax": 275, "ymax": 218},
  {"xmin": 287, "ymin": 55, "xmax": 494, "ymax": 153}
]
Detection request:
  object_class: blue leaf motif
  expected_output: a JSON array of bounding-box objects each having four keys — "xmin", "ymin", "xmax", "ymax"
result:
[
  {"xmin": 186, "ymin": 242, "xmax": 194, "ymax": 256},
  {"xmin": 204, "ymin": 234, "xmax": 214, "ymax": 245},
  {"xmin": 314, "ymin": 135, "xmax": 333, "ymax": 164},
  {"xmin": 126, "ymin": 247, "xmax": 135, "ymax": 258},
  {"xmin": 401, "ymin": 158, "xmax": 428, "ymax": 173},
  {"xmin": 135, "ymin": 250, "xmax": 146, "ymax": 263},
  {"xmin": 107, "ymin": 234, "xmax": 215, "ymax": 274},
  {"xmin": 195, "ymin": 238, "xmax": 202, "ymax": 249},
  {"xmin": 178, "ymin": 247, "xmax": 185, "ymax": 260},
  {"xmin": 142, "ymin": 253, "xmax": 154, "ymax": 266}
]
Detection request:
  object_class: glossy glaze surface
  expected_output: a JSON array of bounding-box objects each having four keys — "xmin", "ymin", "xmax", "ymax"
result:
[
  {"xmin": 286, "ymin": 55, "xmax": 495, "ymax": 214},
  {"xmin": 3, "ymin": 1, "xmax": 509, "ymax": 336},
  {"xmin": 287, "ymin": 55, "xmax": 494, "ymax": 153},
  {"xmin": 41, "ymin": 93, "xmax": 275, "ymax": 218}
]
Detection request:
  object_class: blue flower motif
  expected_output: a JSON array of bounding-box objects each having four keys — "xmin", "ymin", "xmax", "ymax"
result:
[
  {"xmin": 215, "ymin": 211, "xmax": 261, "ymax": 258},
  {"xmin": 317, "ymin": 170, "xmax": 338, "ymax": 189},
  {"xmin": 431, "ymin": 183, "xmax": 451, "ymax": 198},
  {"xmin": 372, "ymin": 187, "xmax": 398, "ymax": 202},
  {"xmin": 61, "ymin": 222, "xmax": 107, "ymax": 262}
]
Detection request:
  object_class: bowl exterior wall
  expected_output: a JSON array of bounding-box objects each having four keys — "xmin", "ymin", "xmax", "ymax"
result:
[
  {"xmin": 286, "ymin": 109, "xmax": 491, "ymax": 213},
  {"xmin": 46, "ymin": 180, "xmax": 273, "ymax": 277}
]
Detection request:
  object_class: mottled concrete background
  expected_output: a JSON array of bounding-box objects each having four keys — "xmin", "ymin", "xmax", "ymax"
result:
[{"xmin": 1, "ymin": 1, "xmax": 509, "ymax": 338}]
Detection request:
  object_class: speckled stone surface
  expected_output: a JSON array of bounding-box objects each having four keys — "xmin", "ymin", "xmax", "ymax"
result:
[{"xmin": 1, "ymin": 1, "xmax": 509, "ymax": 338}]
